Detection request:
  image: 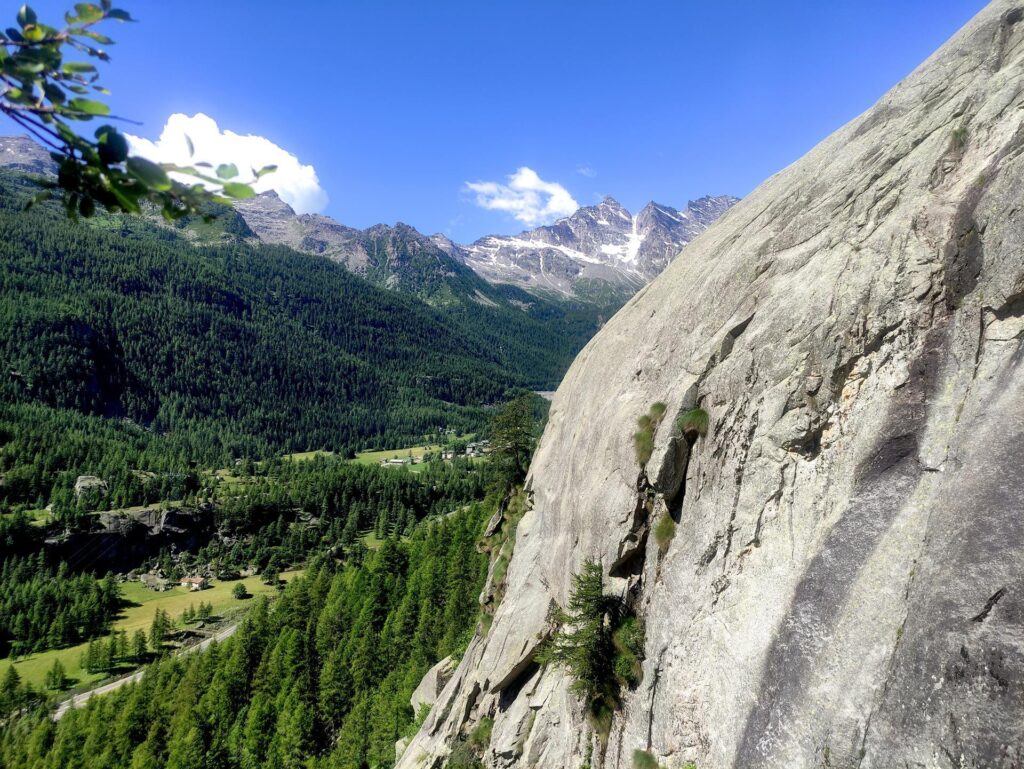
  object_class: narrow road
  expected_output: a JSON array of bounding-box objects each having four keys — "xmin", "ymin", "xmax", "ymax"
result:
[{"xmin": 52, "ymin": 623, "xmax": 239, "ymax": 720}]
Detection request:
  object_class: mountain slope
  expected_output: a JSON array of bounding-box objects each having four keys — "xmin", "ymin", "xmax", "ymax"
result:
[
  {"xmin": 399, "ymin": 3, "xmax": 1024, "ymax": 768},
  {"xmin": 0, "ymin": 136, "xmax": 52, "ymax": 176},
  {"xmin": 0, "ymin": 171, "xmax": 593, "ymax": 460},
  {"xmin": 233, "ymin": 188, "xmax": 736, "ymax": 302}
]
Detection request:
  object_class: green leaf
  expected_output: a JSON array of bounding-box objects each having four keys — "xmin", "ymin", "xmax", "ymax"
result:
[
  {"xmin": 62, "ymin": 61, "xmax": 97, "ymax": 74},
  {"xmin": 221, "ymin": 182, "xmax": 255, "ymax": 199},
  {"xmin": 17, "ymin": 5, "xmax": 37, "ymax": 28},
  {"xmin": 107, "ymin": 9, "xmax": 133, "ymax": 21},
  {"xmin": 43, "ymin": 82, "xmax": 66, "ymax": 104},
  {"xmin": 107, "ymin": 177, "xmax": 141, "ymax": 212},
  {"xmin": 127, "ymin": 156, "xmax": 171, "ymax": 191},
  {"xmin": 184, "ymin": 134, "xmax": 194, "ymax": 157},
  {"xmin": 72, "ymin": 3, "xmax": 104, "ymax": 23},
  {"xmin": 255, "ymin": 164, "xmax": 277, "ymax": 179},
  {"xmin": 67, "ymin": 98, "xmax": 110, "ymax": 116},
  {"xmin": 78, "ymin": 30, "xmax": 113, "ymax": 44},
  {"xmin": 95, "ymin": 124, "xmax": 128, "ymax": 164},
  {"xmin": 215, "ymin": 163, "xmax": 238, "ymax": 180},
  {"xmin": 12, "ymin": 59, "xmax": 45, "ymax": 74}
]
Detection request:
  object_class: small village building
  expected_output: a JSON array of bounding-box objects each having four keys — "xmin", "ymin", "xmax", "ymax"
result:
[{"xmin": 181, "ymin": 576, "xmax": 209, "ymax": 591}]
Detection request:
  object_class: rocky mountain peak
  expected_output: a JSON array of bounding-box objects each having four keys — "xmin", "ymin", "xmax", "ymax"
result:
[{"xmin": 454, "ymin": 194, "xmax": 738, "ymax": 297}]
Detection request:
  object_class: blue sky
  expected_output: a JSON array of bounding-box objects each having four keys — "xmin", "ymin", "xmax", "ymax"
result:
[{"xmin": 19, "ymin": 1, "xmax": 989, "ymax": 241}]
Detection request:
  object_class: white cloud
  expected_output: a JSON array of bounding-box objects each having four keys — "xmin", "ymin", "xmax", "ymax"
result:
[
  {"xmin": 576, "ymin": 165, "xmax": 596, "ymax": 178},
  {"xmin": 465, "ymin": 167, "xmax": 578, "ymax": 227},
  {"xmin": 126, "ymin": 113, "xmax": 328, "ymax": 214}
]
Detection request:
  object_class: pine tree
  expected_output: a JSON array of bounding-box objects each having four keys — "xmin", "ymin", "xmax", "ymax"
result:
[
  {"xmin": 489, "ymin": 395, "xmax": 538, "ymax": 492},
  {"xmin": 131, "ymin": 629, "xmax": 148, "ymax": 662},
  {"xmin": 83, "ymin": 638, "xmax": 102, "ymax": 674},
  {"xmin": 0, "ymin": 664, "xmax": 22, "ymax": 712},
  {"xmin": 45, "ymin": 659, "xmax": 68, "ymax": 690},
  {"xmin": 150, "ymin": 609, "xmax": 169, "ymax": 653},
  {"xmin": 536, "ymin": 560, "xmax": 618, "ymax": 703}
]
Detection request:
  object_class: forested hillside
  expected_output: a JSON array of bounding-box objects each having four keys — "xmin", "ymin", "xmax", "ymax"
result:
[{"xmin": 0, "ymin": 170, "xmax": 590, "ymax": 512}]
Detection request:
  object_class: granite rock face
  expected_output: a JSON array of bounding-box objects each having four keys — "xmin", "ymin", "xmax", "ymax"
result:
[
  {"xmin": 411, "ymin": 656, "xmax": 457, "ymax": 715},
  {"xmin": 398, "ymin": 3, "xmax": 1024, "ymax": 768}
]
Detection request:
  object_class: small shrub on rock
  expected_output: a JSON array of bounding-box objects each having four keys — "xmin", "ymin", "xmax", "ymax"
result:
[
  {"xmin": 653, "ymin": 514, "xmax": 676, "ymax": 552},
  {"xmin": 633, "ymin": 750, "xmax": 660, "ymax": 769},
  {"xmin": 677, "ymin": 407, "xmax": 709, "ymax": 439}
]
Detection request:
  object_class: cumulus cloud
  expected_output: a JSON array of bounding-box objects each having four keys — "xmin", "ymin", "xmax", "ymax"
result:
[
  {"xmin": 576, "ymin": 165, "xmax": 597, "ymax": 178},
  {"xmin": 465, "ymin": 167, "xmax": 578, "ymax": 227},
  {"xmin": 127, "ymin": 113, "xmax": 328, "ymax": 214}
]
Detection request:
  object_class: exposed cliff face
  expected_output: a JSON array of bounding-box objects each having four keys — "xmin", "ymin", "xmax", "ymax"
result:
[
  {"xmin": 47, "ymin": 506, "xmax": 215, "ymax": 573},
  {"xmin": 398, "ymin": 3, "xmax": 1024, "ymax": 768}
]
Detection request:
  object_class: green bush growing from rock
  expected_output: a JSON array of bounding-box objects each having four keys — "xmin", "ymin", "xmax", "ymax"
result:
[
  {"xmin": 469, "ymin": 717, "xmax": 494, "ymax": 753},
  {"xmin": 633, "ymin": 750, "xmax": 660, "ymax": 769},
  {"xmin": 634, "ymin": 402, "xmax": 669, "ymax": 465},
  {"xmin": 634, "ymin": 414, "xmax": 654, "ymax": 464},
  {"xmin": 633, "ymin": 749, "xmax": 698, "ymax": 769},
  {"xmin": 613, "ymin": 616, "xmax": 645, "ymax": 688},
  {"xmin": 677, "ymin": 407, "xmax": 709, "ymax": 439},
  {"xmin": 951, "ymin": 125, "xmax": 969, "ymax": 150},
  {"xmin": 447, "ymin": 741, "xmax": 484, "ymax": 769},
  {"xmin": 654, "ymin": 514, "xmax": 676, "ymax": 552}
]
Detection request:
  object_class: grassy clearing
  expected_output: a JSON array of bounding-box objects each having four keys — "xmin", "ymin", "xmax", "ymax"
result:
[
  {"xmin": 0, "ymin": 508, "xmax": 52, "ymax": 527},
  {"xmin": 353, "ymin": 444, "xmax": 442, "ymax": 465},
  {"xmin": 0, "ymin": 570, "xmax": 301, "ymax": 690},
  {"xmin": 244, "ymin": 438, "xmax": 478, "ymax": 478},
  {"xmin": 354, "ymin": 434, "xmax": 476, "ymax": 465},
  {"xmin": 283, "ymin": 450, "xmax": 336, "ymax": 462}
]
